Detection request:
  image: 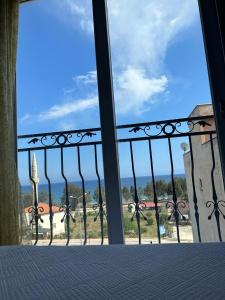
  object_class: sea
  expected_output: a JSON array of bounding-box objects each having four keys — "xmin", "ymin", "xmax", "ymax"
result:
[{"xmin": 21, "ymin": 174, "xmax": 185, "ymax": 205}]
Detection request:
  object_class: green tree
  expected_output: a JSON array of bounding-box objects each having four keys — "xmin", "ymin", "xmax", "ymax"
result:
[
  {"xmin": 129, "ymin": 185, "xmax": 144, "ymax": 201},
  {"xmin": 21, "ymin": 192, "xmax": 33, "ymax": 208},
  {"xmin": 167, "ymin": 177, "xmax": 187, "ymax": 198},
  {"xmin": 138, "ymin": 186, "xmax": 145, "ymax": 199},
  {"xmin": 145, "ymin": 211, "xmax": 155, "ymax": 225},
  {"xmin": 38, "ymin": 191, "xmax": 48, "ymax": 203},
  {"xmin": 61, "ymin": 183, "xmax": 85, "ymax": 210},
  {"xmin": 144, "ymin": 182, "xmax": 153, "ymax": 199},
  {"xmin": 123, "ymin": 215, "xmax": 136, "ymax": 235},
  {"xmin": 175, "ymin": 177, "xmax": 187, "ymax": 199},
  {"xmin": 93, "ymin": 187, "xmax": 105, "ymax": 203},
  {"xmin": 159, "ymin": 211, "xmax": 168, "ymax": 225},
  {"xmin": 155, "ymin": 180, "xmax": 168, "ymax": 197},
  {"xmin": 130, "ymin": 185, "xmax": 135, "ymax": 196},
  {"xmin": 122, "ymin": 186, "xmax": 131, "ymax": 202}
]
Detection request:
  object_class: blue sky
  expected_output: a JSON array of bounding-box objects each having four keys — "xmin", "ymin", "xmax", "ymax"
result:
[{"xmin": 17, "ymin": 0, "xmax": 211, "ymax": 184}]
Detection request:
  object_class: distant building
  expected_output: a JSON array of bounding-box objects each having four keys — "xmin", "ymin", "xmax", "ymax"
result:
[
  {"xmin": 128, "ymin": 202, "xmax": 162, "ymax": 213},
  {"xmin": 144, "ymin": 202, "xmax": 163, "ymax": 210},
  {"xmin": 25, "ymin": 153, "xmax": 66, "ymax": 238},
  {"xmin": 183, "ymin": 104, "xmax": 225, "ymax": 242},
  {"xmin": 24, "ymin": 203, "xmax": 66, "ymax": 237}
]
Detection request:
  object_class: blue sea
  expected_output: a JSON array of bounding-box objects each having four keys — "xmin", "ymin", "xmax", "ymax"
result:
[{"xmin": 21, "ymin": 174, "xmax": 185, "ymax": 205}]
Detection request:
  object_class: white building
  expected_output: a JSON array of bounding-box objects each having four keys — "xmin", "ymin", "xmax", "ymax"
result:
[
  {"xmin": 25, "ymin": 153, "xmax": 66, "ymax": 238},
  {"xmin": 24, "ymin": 203, "xmax": 66, "ymax": 237}
]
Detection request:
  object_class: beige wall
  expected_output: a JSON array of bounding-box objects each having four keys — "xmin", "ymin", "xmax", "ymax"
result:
[{"xmin": 184, "ymin": 104, "xmax": 225, "ymax": 242}]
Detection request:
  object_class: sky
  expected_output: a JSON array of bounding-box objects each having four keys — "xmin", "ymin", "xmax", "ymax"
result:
[{"xmin": 17, "ymin": 0, "xmax": 212, "ymax": 184}]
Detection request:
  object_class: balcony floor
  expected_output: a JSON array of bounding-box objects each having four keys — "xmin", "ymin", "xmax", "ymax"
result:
[{"xmin": 0, "ymin": 243, "xmax": 224, "ymax": 299}]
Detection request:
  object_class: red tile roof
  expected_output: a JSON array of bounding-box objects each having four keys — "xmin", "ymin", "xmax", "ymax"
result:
[
  {"xmin": 24, "ymin": 202, "xmax": 60, "ymax": 214},
  {"xmin": 144, "ymin": 202, "xmax": 162, "ymax": 208}
]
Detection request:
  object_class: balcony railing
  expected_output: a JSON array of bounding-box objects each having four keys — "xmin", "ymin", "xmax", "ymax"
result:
[{"xmin": 18, "ymin": 114, "xmax": 225, "ymax": 246}]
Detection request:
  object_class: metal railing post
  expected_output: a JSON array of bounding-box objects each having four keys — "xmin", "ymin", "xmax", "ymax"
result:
[
  {"xmin": 198, "ymin": 0, "xmax": 225, "ymax": 190},
  {"xmin": 92, "ymin": 0, "xmax": 124, "ymax": 244}
]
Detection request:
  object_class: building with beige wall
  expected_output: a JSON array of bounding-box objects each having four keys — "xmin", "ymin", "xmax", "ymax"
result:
[{"xmin": 183, "ymin": 104, "xmax": 225, "ymax": 242}]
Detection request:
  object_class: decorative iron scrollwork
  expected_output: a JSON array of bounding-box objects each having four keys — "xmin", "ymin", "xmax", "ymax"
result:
[
  {"xmin": 166, "ymin": 201, "xmax": 187, "ymax": 221},
  {"xmin": 197, "ymin": 121, "xmax": 211, "ymax": 127},
  {"xmin": 129, "ymin": 120, "xmax": 211, "ymax": 138},
  {"xmin": 28, "ymin": 131, "xmax": 97, "ymax": 147},
  {"xmin": 92, "ymin": 203, "xmax": 107, "ymax": 222},
  {"xmin": 28, "ymin": 206, "xmax": 44, "ymax": 224},
  {"xmin": 59, "ymin": 205, "xmax": 75, "ymax": 223},
  {"xmin": 128, "ymin": 201, "xmax": 148, "ymax": 223},
  {"xmin": 206, "ymin": 200, "xmax": 225, "ymax": 220},
  {"xmin": 28, "ymin": 138, "xmax": 39, "ymax": 144}
]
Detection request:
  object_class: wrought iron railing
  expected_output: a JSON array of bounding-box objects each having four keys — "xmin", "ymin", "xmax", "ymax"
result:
[{"xmin": 18, "ymin": 115, "xmax": 225, "ymax": 245}]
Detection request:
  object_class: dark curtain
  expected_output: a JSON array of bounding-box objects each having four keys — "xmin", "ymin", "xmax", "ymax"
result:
[{"xmin": 0, "ymin": 0, "xmax": 19, "ymax": 244}]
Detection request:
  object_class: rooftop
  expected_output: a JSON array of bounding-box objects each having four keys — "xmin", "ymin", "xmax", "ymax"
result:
[{"xmin": 24, "ymin": 203, "xmax": 60, "ymax": 215}]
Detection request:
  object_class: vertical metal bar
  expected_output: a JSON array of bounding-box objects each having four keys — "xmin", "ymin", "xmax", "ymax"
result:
[
  {"xmin": 44, "ymin": 149, "xmax": 54, "ymax": 245},
  {"xmin": 129, "ymin": 142, "xmax": 141, "ymax": 245},
  {"xmin": 77, "ymin": 146, "xmax": 87, "ymax": 245},
  {"xmin": 209, "ymin": 134, "xmax": 222, "ymax": 241},
  {"xmin": 189, "ymin": 137, "xmax": 201, "ymax": 242},
  {"xmin": 215, "ymin": 0, "xmax": 225, "ymax": 60},
  {"xmin": 92, "ymin": 0, "xmax": 124, "ymax": 244},
  {"xmin": 168, "ymin": 138, "xmax": 180, "ymax": 243},
  {"xmin": 28, "ymin": 150, "xmax": 39, "ymax": 245},
  {"xmin": 198, "ymin": 0, "xmax": 225, "ymax": 190},
  {"xmin": 60, "ymin": 147, "xmax": 70, "ymax": 245},
  {"xmin": 94, "ymin": 145, "xmax": 104, "ymax": 245},
  {"xmin": 148, "ymin": 139, "xmax": 161, "ymax": 243}
]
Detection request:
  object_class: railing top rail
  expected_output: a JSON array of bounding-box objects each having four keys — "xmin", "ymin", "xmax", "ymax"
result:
[
  {"xmin": 116, "ymin": 115, "xmax": 215, "ymax": 130},
  {"xmin": 17, "ymin": 115, "xmax": 216, "ymax": 152},
  {"xmin": 18, "ymin": 115, "xmax": 215, "ymax": 139},
  {"xmin": 18, "ymin": 126, "xmax": 101, "ymax": 139}
]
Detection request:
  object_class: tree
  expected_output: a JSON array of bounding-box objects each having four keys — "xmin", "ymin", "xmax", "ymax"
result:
[
  {"xmin": 130, "ymin": 185, "xmax": 135, "ymax": 196},
  {"xmin": 144, "ymin": 182, "xmax": 153, "ymax": 199},
  {"xmin": 22, "ymin": 190, "xmax": 54, "ymax": 207},
  {"xmin": 159, "ymin": 211, "xmax": 168, "ymax": 225},
  {"xmin": 61, "ymin": 183, "xmax": 85, "ymax": 210},
  {"xmin": 93, "ymin": 187, "xmax": 105, "ymax": 203},
  {"xmin": 122, "ymin": 186, "xmax": 131, "ymax": 202},
  {"xmin": 155, "ymin": 180, "xmax": 168, "ymax": 197},
  {"xmin": 175, "ymin": 177, "xmax": 187, "ymax": 199},
  {"xmin": 38, "ymin": 191, "xmax": 48, "ymax": 203},
  {"xmin": 138, "ymin": 186, "xmax": 145, "ymax": 199},
  {"xmin": 21, "ymin": 192, "xmax": 33, "ymax": 208},
  {"xmin": 38, "ymin": 190, "xmax": 57, "ymax": 205},
  {"xmin": 167, "ymin": 177, "xmax": 187, "ymax": 199}
]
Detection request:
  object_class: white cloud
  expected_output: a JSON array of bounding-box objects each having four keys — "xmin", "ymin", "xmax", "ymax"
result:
[
  {"xmin": 107, "ymin": 0, "xmax": 198, "ymax": 73},
  {"xmin": 58, "ymin": 120, "xmax": 76, "ymax": 131},
  {"xmin": 20, "ymin": 113, "xmax": 32, "ymax": 123},
  {"xmin": 115, "ymin": 66, "xmax": 168, "ymax": 113},
  {"xmin": 24, "ymin": 0, "xmax": 198, "ymax": 122},
  {"xmin": 21, "ymin": 96, "xmax": 98, "ymax": 123},
  {"xmin": 74, "ymin": 71, "xmax": 97, "ymax": 85},
  {"xmin": 64, "ymin": 1, "xmax": 85, "ymax": 16},
  {"xmin": 54, "ymin": 0, "xmax": 93, "ymax": 34},
  {"xmin": 50, "ymin": 0, "xmax": 198, "ymax": 114},
  {"xmin": 38, "ymin": 96, "xmax": 98, "ymax": 121},
  {"xmin": 55, "ymin": 0, "xmax": 197, "ymax": 72}
]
